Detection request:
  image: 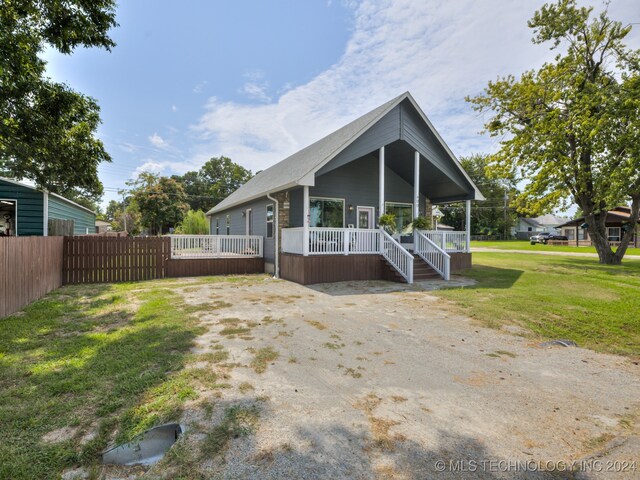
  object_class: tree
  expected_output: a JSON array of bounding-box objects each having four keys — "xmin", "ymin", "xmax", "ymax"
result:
[
  {"xmin": 128, "ymin": 173, "xmax": 188, "ymax": 235},
  {"xmin": 111, "ymin": 200, "xmax": 142, "ymax": 236},
  {"xmin": 467, "ymin": 0, "xmax": 639, "ymax": 264},
  {"xmin": 0, "ymin": 0, "xmax": 117, "ymax": 198},
  {"xmin": 176, "ymin": 210, "xmax": 209, "ymax": 234},
  {"xmin": 441, "ymin": 154, "xmax": 517, "ymax": 238},
  {"xmin": 173, "ymin": 156, "xmax": 252, "ymax": 212}
]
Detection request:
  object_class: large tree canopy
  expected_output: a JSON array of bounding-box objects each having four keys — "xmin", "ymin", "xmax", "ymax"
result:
[
  {"xmin": 128, "ymin": 173, "xmax": 188, "ymax": 235},
  {"xmin": 172, "ymin": 156, "xmax": 252, "ymax": 212},
  {"xmin": 468, "ymin": 0, "xmax": 639, "ymax": 264},
  {"xmin": 0, "ymin": 0, "xmax": 117, "ymax": 198}
]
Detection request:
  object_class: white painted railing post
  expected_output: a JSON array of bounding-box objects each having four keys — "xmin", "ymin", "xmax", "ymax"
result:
[
  {"xmin": 442, "ymin": 231, "xmax": 447, "ymax": 251},
  {"xmin": 344, "ymin": 229, "xmax": 350, "ymax": 255},
  {"xmin": 379, "ymin": 146, "xmax": 385, "ymax": 221},
  {"xmin": 465, "ymin": 199, "xmax": 471, "ymax": 253}
]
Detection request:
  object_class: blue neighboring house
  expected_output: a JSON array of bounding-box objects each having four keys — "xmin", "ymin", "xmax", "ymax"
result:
[{"xmin": 0, "ymin": 177, "xmax": 96, "ymax": 236}]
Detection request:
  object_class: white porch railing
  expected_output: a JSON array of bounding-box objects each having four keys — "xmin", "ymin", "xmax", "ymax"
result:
[
  {"xmin": 380, "ymin": 229, "xmax": 414, "ymax": 283},
  {"xmin": 282, "ymin": 227, "xmax": 380, "ymax": 255},
  {"xmin": 420, "ymin": 230, "xmax": 468, "ymax": 253},
  {"xmin": 415, "ymin": 230, "xmax": 450, "ymax": 280},
  {"xmin": 169, "ymin": 235, "xmax": 263, "ymax": 258}
]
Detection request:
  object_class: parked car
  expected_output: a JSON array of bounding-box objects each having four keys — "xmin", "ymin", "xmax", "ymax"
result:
[
  {"xmin": 531, "ymin": 233, "xmax": 568, "ymax": 245},
  {"xmin": 530, "ymin": 232, "xmax": 551, "ymax": 244}
]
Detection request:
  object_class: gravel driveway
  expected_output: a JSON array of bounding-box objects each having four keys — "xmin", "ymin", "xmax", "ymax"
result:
[{"xmin": 168, "ymin": 276, "xmax": 639, "ymax": 479}]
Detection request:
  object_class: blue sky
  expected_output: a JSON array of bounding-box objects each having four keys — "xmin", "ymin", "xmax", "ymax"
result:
[{"xmin": 43, "ymin": 0, "xmax": 639, "ymax": 209}]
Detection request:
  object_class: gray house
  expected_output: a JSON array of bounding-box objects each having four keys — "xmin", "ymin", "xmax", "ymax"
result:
[{"xmin": 206, "ymin": 92, "xmax": 482, "ymax": 284}]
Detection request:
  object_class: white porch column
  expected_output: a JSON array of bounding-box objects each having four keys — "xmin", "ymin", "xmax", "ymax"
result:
[
  {"xmin": 413, "ymin": 151, "xmax": 420, "ymax": 218},
  {"xmin": 303, "ymin": 185, "xmax": 310, "ymax": 256},
  {"xmin": 465, "ymin": 199, "xmax": 471, "ymax": 253},
  {"xmin": 378, "ymin": 146, "xmax": 385, "ymax": 223}
]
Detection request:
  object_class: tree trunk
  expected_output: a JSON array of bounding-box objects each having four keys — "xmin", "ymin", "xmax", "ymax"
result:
[
  {"xmin": 584, "ymin": 211, "xmax": 619, "ymax": 264},
  {"xmin": 613, "ymin": 195, "xmax": 640, "ymax": 263}
]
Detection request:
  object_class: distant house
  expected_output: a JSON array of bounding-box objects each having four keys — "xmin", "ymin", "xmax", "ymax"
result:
[
  {"xmin": 0, "ymin": 177, "xmax": 96, "ymax": 236},
  {"xmin": 95, "ymin": 220, "xmax": 112, "ymax": 234},
  {"xmin": 513, "ymin": 214, "xmax": 567, "ymax": 239},
  {"xmin": 557, "ymin": 206, "xmax": 638, "ymax": 247},
  {"xmin": 206, "ymin": 92, "xmax": 483, "ymax": 284}
]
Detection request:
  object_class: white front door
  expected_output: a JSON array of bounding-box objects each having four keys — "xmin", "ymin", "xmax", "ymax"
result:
[
  {"xmin": 245, "ymin": 209, "xmax": 252, "ymax": 235},
  {"xmin": 357, "ymin": 206, "xmax": 375, "ymax": 229}
]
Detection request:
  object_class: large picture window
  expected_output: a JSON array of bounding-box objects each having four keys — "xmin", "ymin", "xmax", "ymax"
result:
[
  {"xmin": 309, "ymin": 198, "xmax": 344, "ymax": 228},
  {"xmin": 385, "ymin": 202, "xmax": 413, "ymax": 234},
  {"xmin": 608, "ymin": 227, "xmax": 621, "ymax": 242}
]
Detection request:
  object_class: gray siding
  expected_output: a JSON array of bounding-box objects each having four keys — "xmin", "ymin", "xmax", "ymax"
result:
[
  {"xmin": 317, "ymin": 105, "xmax": 401, "ymax": 176},
  {"xmin": 400, "ymin": 101, "xmax": 471, "ymax": 196},
  {"xmin": 289, "ymin": 155, "xmax": 425, "ymax": 227},
  {"xmin": 0, "ymin": 180, "xmax": 44, "ymax": 236},
  {"xmin": 210, "ymin": 197, "xmax": 276, "ymax": 264},
  {"xmin": 48, "ymin": 195, "xmax": 96, "ymax": 235}
]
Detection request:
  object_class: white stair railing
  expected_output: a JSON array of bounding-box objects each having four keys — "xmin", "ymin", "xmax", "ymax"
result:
[
  {"xmin": 420, "ymin": 230, "xmax": 468, "ymax": 252},
  {"xmin": 281, "ymin": 227, "xmax": 304, "ymax": 254},
  {"xmin": 415, "ymin": 230, "xmax": 450, "ymax": 280},
  {"xmin": 380, "ymin": 229, "xmax": 413, "ymax": 283}
]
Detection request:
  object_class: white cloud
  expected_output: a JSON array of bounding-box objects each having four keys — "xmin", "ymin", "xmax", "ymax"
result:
[
  {"xmin": 192, "ymin": 80, "xmax": 208, "ymax": 94},
  {"xmin": 191, "ymin": 0, "xmax": 640, "ymax": 173},
  {"xmin": 134, "ymin": 160, "xmax": 167, "ymax": 176},
  {"xmin": 148, "ymin": 132, "xmax": 170, "ymax": 150},
  {"xmin": 238, "ymin": 71, "xmax": 271, "ymax": 102},
  {"xmin": 171, "ymin": 105, "xmax": 178, "ymax": 112}
]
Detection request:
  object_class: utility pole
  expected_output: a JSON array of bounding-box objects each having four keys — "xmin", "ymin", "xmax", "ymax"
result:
[{"xmin": 503, "ymin": 188, "xmax": 508, "ymax": 240}]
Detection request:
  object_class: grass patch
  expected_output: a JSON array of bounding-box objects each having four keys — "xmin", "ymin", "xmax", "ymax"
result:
[
  {"xmin": 472, "ymin": 240, "xmax": 640, "ymax": 255},
  {"xmin": 435, "ymin": 253, "xmax": 640, "ymax": 356},
  {"xmin": 198, "ymin": 350, "xmax": 230, "ymax": 364},
  {"xmin": 304, "ymin": 319, "xmax": 327, "ymax": 330},
  {"xmin": 219, "ymin": 326, "xmax": 251, "ymax": 336},
  {"xmin": 238, "ymin": 382, "xmax": 255, "ymax": 394},
  {"xmin": 0, "ymin": 282, "xmax": 208, "ymax": 479},
  {"xmin": 250, "ymin": 347, "xmax": 279, "ymax": 373},
  {"xmin": 201, "ymin": 405, "xmax": 260, "ymax": 458}
]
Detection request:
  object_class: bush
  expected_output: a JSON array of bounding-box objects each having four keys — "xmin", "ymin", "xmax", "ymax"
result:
[{"xmin": 176, "ymin": 210, "xmax": 209, "ymax": 234}]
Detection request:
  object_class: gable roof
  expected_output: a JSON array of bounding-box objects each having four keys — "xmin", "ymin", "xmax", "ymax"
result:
[
  {"xmin": 557, "ymin": 207, "xmax": 638, "ymax": 228},
  {"xmin": 208, "ymin": 92, "xmax": 483, "ymax": 215},
  {"xmin": 0, "ymin": 176, "xmax": 96, "ymax": 215}
]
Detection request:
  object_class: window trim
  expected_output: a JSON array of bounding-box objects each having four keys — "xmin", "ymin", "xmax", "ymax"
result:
[
  {"xmin": 266, "ymin": 204, "xmax": 274, "ymax": 238},
  {"xmin": 607, "ymin": 226, "xmax": 621, "ymax": 242},
  {"xmin": 0, "ymin": 198, "xmax": 18, "ymax": 236},
  {"xmin": 309, "ymin": 196, "xmax": 345, "ymax": 228},
  {"xmin": 226, "ymin": 214, "xmax": 230, "ymax": 235},
  {"xmin": 215, "ymin": 217, "xmax": 219, "ymax": 235}
]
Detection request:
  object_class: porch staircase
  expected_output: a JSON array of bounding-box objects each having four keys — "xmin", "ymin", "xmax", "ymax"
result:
[
  {"xmin": 382, "ymin": 254, "xmax": 441, "ymax": 282},
  {"xmin": 412, "ymin": 254, "xmax": 442, "ymax": 280}
]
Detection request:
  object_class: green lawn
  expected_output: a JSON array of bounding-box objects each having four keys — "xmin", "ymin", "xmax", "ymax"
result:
[
  {"xmin": 0, "ymin": 277, "xmax": 248, "ymax": 480},
  {"xmin": 472, "ymin": 239, "xmax": 640, "ymax": 255},
  {"xmin": 436, "ymin": 252, "xmax": 640, "ymax": 356}
]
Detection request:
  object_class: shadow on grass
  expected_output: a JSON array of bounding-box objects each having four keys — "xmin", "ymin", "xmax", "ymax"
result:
[
  {"xmin": 443, "ymin": 265, "xmax": 524, "ymax": 290},
  {"xmin": 0, "ymin": 284, "xmax": 204, "ymax": 480}
]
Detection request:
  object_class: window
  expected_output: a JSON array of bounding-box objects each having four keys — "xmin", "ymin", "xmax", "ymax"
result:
[
  {"xmin": 608, "ymin": 227, "xmax": 621, "ymax": 242},
  {"xmin": 527, "ymin": 227, "xmax": 532, "ymax": 232},
  {"xmin": 215, "ymin": 218, "xmax": 219, "ymax": 235},
  {"xmin": 226, "ymin": 215, "xmax": 230, "ymax": 235},
  {"xmin": 0, "ymin": 199, "xmax": 17, "ymax": 236},
  {"xmin": 266, "ymin": 204, "xmax": 274, "ymax": 238},
  {"xmin": 385, "ymin": 202, "xmax": 413, "ymax": 234},
  {"xmin": 310, "ymin": 197, "xmax": 344, "ymax": 228},
  {"xmin": 565, "ymin": 229, "xmax": 574, "ymax": 240}
]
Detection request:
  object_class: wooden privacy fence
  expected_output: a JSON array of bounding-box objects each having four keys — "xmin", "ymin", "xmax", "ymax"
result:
[
  {"xmin": 63, "ymin": 236, "xmax": 170, "ymax": 284},
  {"xmin": 0, "ymin": 237, "xmax": 64, "ymax": 318}
]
